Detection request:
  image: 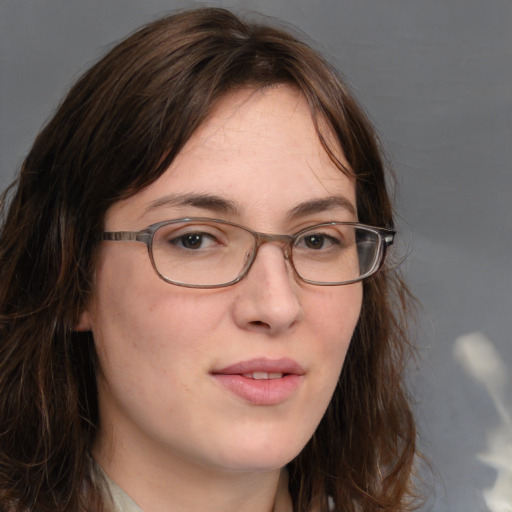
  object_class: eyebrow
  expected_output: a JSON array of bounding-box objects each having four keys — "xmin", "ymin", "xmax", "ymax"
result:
[
  {"xmin": 285, "ymin": 196, "xmax": 357, "ymax": 219},
  {"xmin": 143, "ymin": 193, "xmax": 356, "ymax": 219},
  {"xmin": 143, "ymin": 193, "xmax": 241, "ymax": 216}
]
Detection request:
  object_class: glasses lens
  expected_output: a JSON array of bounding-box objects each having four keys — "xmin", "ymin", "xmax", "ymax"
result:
[
  {"xmin": 292, "ymin": 224, "xmax": 381, "ymax": 284},
  {"xmin": 151, "ymin": 220, "xmax": 254, "ymax": 287}
]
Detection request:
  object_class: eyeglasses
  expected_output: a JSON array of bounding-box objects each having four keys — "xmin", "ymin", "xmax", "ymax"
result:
[{"xmin": 101, "ymin": 218, "xmax": 394, "ymax": 288}]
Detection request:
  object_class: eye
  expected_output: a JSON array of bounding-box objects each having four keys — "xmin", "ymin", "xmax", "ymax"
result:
[
  {"xmin": 296, "ymin": 232, "xmax": 341, "ymax": 250},
  {"xmin": 169, "ymin": 231, "xmax": 220, "ymax": 250},
  {"xmin": 153, "ymin": 222, "xmax": 230, "ymax": 253}
]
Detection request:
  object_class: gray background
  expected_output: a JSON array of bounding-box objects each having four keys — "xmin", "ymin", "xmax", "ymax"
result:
[{"xmin": 1, "ymin": 1, "xmax": 511, "ymax": 510}]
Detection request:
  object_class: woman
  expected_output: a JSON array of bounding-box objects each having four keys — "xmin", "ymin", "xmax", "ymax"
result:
[{"xmin": 0, "ymin": 7, "xmax": 418, "ymax": 512}]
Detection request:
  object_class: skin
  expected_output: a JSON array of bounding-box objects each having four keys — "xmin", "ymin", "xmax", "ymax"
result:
[{"xmin": 80, "ymin": 85, "xmax": 363, "ymax": 512}]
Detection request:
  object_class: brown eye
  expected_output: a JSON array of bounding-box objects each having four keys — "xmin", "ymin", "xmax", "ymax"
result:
[
  {"xmin": 296, "ymin": 233, "xmax": 340, "ymax": 250},
  {"xmin": 304, "ymin": 234, "xmax": 324, "ymax": 249},
  {"xmin": 172, "ymin": 233, "xmax": 208, "ymax": 249}
]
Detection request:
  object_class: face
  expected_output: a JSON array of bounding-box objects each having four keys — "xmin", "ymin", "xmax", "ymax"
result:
[{"xmin": 81, "ymin": 85, "xmax": 362, "ymax": 476}]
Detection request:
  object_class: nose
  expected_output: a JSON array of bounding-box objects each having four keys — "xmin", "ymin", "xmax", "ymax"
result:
[{"xmin": 231, "ymin": 242, "xmax": 304, "ymax": 335}]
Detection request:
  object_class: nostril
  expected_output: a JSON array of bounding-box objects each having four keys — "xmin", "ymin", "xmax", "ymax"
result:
[{"xmin": 249, "ymin": 320, "xmax": 271, "ymax": 329}]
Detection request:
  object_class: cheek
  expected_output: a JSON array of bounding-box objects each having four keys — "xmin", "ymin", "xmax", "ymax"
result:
[
  {"xmin": 88, "ymin": 253, "xmax": 219, "ymax": 427},
  {"xmin": 89, "ymin": 247, "xmax": 231, "ymax": 375},
  {"xmin": 307, "ymin": 282, "xmax": 362, "ymax": 344},
  {"xmin": 308, "ymin": 283, "xmax": 362, "ymax": 383},
  {"xmin": 286, "ymin": 284, "xmax": 362, "ymax": 450},
  {"xmin": 87, "ymin": 248, "xmax": 171, "ymax": 381}
]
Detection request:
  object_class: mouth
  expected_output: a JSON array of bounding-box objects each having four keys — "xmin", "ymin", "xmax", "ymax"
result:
[
  {"xmin": 242, "ymin": 371, "xmax": 284, "ymax": 380},
  {"xmin": 211, "ymin": 358, "xmax": 305, "ymax": 405},
  {"xmin": 213, "ymin": 357, "xmax": 305, "ymax": 376}
]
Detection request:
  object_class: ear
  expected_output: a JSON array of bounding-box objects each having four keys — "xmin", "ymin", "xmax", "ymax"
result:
[{"xmin": 75, "ymin": 310, "xmax": 92, "ymax": 332}]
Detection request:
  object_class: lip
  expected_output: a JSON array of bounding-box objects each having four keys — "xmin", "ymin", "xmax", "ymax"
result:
[{"xmin": 211, "ymin": 358, "xmax": 305, "ymax": 406}]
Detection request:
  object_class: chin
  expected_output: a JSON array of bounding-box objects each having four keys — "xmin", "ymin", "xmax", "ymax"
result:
[{"xmin": 207, "ymin": 434, "xmax": 307, "ymax": 473}]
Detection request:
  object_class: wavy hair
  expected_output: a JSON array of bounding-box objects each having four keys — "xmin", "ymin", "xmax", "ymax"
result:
[{"xmin": 0, "ymin": 8, "xmax": 418, "ymax": 511}]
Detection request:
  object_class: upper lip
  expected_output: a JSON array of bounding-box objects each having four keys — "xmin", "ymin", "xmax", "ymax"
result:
[{"xmin": 212, "ymin": 357, "xmax": 305, "ymax": 376}]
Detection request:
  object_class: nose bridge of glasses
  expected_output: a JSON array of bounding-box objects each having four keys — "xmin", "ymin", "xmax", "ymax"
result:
[{"xmin": 253, "ymin": 232, "xmax": 295, "ymax": 260}]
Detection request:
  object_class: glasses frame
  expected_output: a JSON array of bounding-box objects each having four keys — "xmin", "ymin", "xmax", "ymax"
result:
[{"xmin": 101, "ymin": 217, "xmax": 395, "ymax": 288}]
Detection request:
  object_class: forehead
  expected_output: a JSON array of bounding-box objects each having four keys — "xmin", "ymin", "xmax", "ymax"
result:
[
  {"xmin": 106, "ymin": 85, "xmax": 355, "ymax": 227},
  {"xmin": 179, "ymin": 85, "xmax": 348, "ymax": 174}
]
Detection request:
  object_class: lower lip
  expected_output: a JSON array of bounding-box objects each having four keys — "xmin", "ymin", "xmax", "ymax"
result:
[{"xmin": 211, "ymin": 374, "xmax": 303, "ymax": 405}]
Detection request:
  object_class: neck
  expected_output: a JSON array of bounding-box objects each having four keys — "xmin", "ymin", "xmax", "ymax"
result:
[{"xmin": 94, "ymin": 441, "xmax": 290, "ymax": 512}]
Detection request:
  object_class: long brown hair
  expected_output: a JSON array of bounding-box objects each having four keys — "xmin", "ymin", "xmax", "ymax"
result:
[{"xmin": 0, "ymin": 8, "xmax": 418, "ymax": 511}]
